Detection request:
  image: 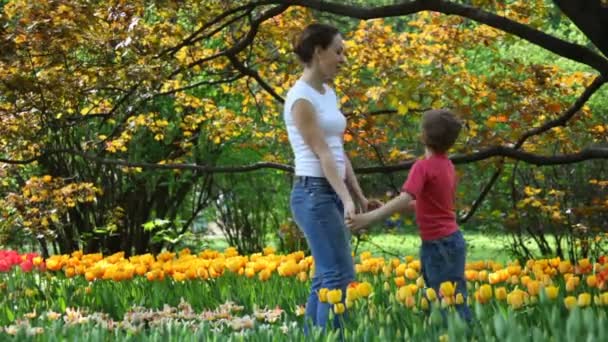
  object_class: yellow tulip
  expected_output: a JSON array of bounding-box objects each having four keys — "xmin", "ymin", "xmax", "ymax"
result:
[
  {"xmin": 440, "ymin": 281, "xmax": 455, "ymax": 297},
  {"xmin": 405, "ymin": 268, "xmax": 418, "ymax": 280},
  {"xmin": 579, "ymin": 258, "xmax": 591, "ymax": 270},
  {"xmin": 347, "ymin": 287, "xmax": 359, "ymax": 302},
  {"xmin": 33, "ymin": 256, "xmax": 43, "ymax": 266},
  {"xmin": 544, "ymin": 285, "xmax": 559, "ymax": 300},
  {"xmin": 395, "ymin": 264, "xmax": 406, "ymax": 277},
  {"xmin": 465, "ymin": 270, "xmax": 478, "ymax": 282},
  {"xmin": 455, "ymin": 293, "xmax": 464, "ymax": 305},
  {"xmin": 566, "ymin": 277, "xmax": 579, "ymax": 292},
  {"xmin": 602, "ymin": 292, "xmax": 608, "ymax": 305},
  {"xmin": 586, "ymin": 275, "xmax": 597, "ymax": 288},
  {"xmin": 394, "ymin": 276, "xmax": 406, "ymax": 288},
  {"xmin": 172, "ymin": 272, "xmax": 186, "ymax": 282},
  {"xmin": 488, "ymin": 272, "xmax": 501, "ymax": 285},
  {"xmin": 578, "ymin": 293, "xmax": 591, "ymax": 307},
  {"xmin": 564, "ymin": 296, "xmax": 577, "ymax": 309},
  {"xmin": 594, "ymin": 295, "xmax": 602, "ymax": 306},
  {"xmin": 507, "ymin": 265, "xmax": 521, "ymax": 275},
  {"xmin": 357, "ymin": 282, "xmax": 373, "ymax": 298},
  {"xmin": 258, "ymin": 269, "xmax": 271, "ymax": 281},
  {"xmin": 327, "ymin": 289, "xmax": 343, "ymax": 304},
  {"xmin": 527, "ymin": 280, "xmax": 540, "ymax": 296},
  {"xmin": 479, "ymin": 284, "xmax": 493, "ymax": 302},
  {"xmin": 420, "ymin": 297, "xmax": 429, "ymax": 310},
  {"xmin": 384, "ymin": 281, "xmax": 390, "ymax": 291},
  {"xmin": 333, "ymin": 303, "xmax": 345, "ymax": 314},
  {"xmin": 441, "ymin": 296, "xmax": 453, "ymax": 308},
  {"xmin": 426, "ymin": 288, "xmax": 437, "ymax": 301},
  {"xmin": 382, "ymin": 265, "xmax": 392, "ymax": 277},
  {"xmin": 404, "ymin": 295, "xmax": 416, "ymax": 308},
  {"xmin": 397, "ymin": 286, "xmax": 412, "ymax": 302},
  {"xmin": 507, "ymin": 289, "xmax": 526, "ymax": 309},
  {"xmin": 318, "ymin": 288, "xmax": 328, "ymax": 302},
  {"xmin": 84, "ymin": 271, "xmax": 96, "ymax": 282},
  {"xmin": 558, "ymin": 261, "xmax": 572, "ymax": 274},
  {"xmin": 416, "ymin": 276, "xmax": 425, "ymax": 288},
  {"xmin": 495, "ymin": 287, "xmax": 507, "ymax": 301}
]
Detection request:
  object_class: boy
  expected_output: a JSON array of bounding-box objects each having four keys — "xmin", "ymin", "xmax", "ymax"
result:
[{"xmin": 345, "ymin": 109, "xmax": 471, "ymax": 322}]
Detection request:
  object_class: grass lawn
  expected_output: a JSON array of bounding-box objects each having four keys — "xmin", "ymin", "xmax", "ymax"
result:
[
  {"xmin": 195, "ymin": 229, "xmax": 530, "ymax": 264},
  {"xmin": 354, "ymin": 230, "xmax": 520, "ymax": 263}
]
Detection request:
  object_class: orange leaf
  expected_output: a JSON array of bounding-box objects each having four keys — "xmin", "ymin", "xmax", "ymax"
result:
[
  {"xmin": 496, "ymin": 115, "xmax": 508, "ymax": 123},
  {"xmin": 547, "ymin": 103, "xmax": 561, "ymax": 113}
]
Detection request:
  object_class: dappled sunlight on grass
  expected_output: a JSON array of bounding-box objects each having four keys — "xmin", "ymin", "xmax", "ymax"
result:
[{"xmin": 355, "ymin": 231, "xmax": 520, "ymax": 262}]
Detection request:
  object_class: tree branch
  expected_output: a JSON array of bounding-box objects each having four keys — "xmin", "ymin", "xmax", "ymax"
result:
[
  {"xmin": 459, "ymin": 73, "xmax": 605, "ymax": 222},
  {"xmin": 553, "ymin": 0, "xmax": 608, "ymax": 58},
  {"xmin": 3, "ymin": 146, "xmax": 607, "ymax": 173},
  {"xmin": 515, "ymin": 74, "xmax": 606, "ymax": 148},
  {"xmin": 154, "ymin": 74, "xmax": 246, "ymax": 96},
  {"xmin": 255, "ymin": 0, "xmax": 608, "ymax": 74},
  {"xmin": 458, "ymin": 167, "xmax": 502, "ymax": 224},
  {"xmin": 356, "ymin": 146, "xmax": 608, "ymax": 173},
  {"xmin": 159, "ymin": 3, "xmax": 256, "ymax": 57},
  {"xmin": 168, "ymin": 5, "xmax": 289, "ymax": 79},
  {"xmin": 226, "ymin": 54, "xmax": 285, "ymax": 103}
]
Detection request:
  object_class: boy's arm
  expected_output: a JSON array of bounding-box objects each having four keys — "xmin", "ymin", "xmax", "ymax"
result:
[{"xmin": 345, "ymin": 192, "xmax": 414, "ymax": 231}]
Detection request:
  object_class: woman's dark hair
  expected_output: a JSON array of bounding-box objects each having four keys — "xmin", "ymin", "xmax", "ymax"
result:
[{"xmin": 293, "ymin": 23, "xmax": 340, "ymax": 64}]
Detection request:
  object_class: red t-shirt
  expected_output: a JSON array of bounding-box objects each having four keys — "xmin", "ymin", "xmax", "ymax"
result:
[{"xmin": 402, "ymin": 154, "xmax": 459, "ymax": 241}]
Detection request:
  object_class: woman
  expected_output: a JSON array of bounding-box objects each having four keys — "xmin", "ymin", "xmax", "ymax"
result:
[{"xmin": 283, "ymin": 23, "xmax": 379, "ymax": 329}]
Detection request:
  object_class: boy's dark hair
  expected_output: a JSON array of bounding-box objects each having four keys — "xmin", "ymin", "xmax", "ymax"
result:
[
  {"xmin": 293, "ymin": 23, "xmax": 340, "ymax": 64},
  {"xmin": 421, "ymin": 109, "xmax": 462, "ymax": 153}
]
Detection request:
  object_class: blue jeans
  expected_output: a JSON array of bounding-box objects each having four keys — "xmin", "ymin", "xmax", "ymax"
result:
[
  {"xmin": 420, "ymin": 230, "xmax": 472, "ymax": 322},
  {"xmin": 291, "ymin": 176, "xmax": 355, "ymax": 330}
]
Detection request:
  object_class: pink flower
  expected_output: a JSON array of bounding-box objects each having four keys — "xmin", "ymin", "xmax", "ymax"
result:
[
  {"xmin": 20, "ymin": 260, "xmax": 34, "ymax": 272},
  {"xmin": 0, "ymin": 260, "xmax": 10, "ymax": 272}
]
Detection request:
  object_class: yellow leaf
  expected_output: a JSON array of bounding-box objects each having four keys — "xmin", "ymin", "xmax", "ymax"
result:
[
  {"xmin": 397, "ymin": 103, "xmax": 408, "ymax": 115},
  {"xmin": 406, "ymin": 100, "xmax": 420, "ymax": 109}
]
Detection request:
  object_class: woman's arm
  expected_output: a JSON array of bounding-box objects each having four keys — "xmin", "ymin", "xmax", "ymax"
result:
[
  {"xmin": 344, "ymin": 156, "xmax": 365, "ymax": 203},
  {"xmin": 292, "ymin": 99, "xmax": 356, "ymax": 217},
  {"xmin": 344, "ymin": 156, "xmax": 383, "ymax": 212}
]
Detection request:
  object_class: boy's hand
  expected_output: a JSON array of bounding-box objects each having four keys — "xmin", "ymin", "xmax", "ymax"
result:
[
  {"xmin": 345, "ymin": 212, "xmax": 374, "ymax": 232},
  {"xmin": 408, "ymin": 200, "xmax": 416, "ymax": 211}
]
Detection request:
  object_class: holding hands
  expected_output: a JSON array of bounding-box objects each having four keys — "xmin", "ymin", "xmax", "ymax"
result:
[
  {"xmin": 346, "ymin": 193, "xmax": 416, "ymax": 233},
  {"xmin": 344, "ymin": 196, "xmax": 384, "ymax": 233},
  {"xmin": 359, "ymin": 197, "xmax": 383, "ymax": 212}
]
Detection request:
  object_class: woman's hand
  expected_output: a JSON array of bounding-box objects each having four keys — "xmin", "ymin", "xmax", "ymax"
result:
[
  {"xmin": 358, "ymin": 197, "xmax": 384, "ymax": 213},
  {"xmin": 345, "ymin": 211, "xmax": 375, "ymax": 232},
  {"xmin": 343, "ymin": 198, "xmax": 357, "ymax": 220}
]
